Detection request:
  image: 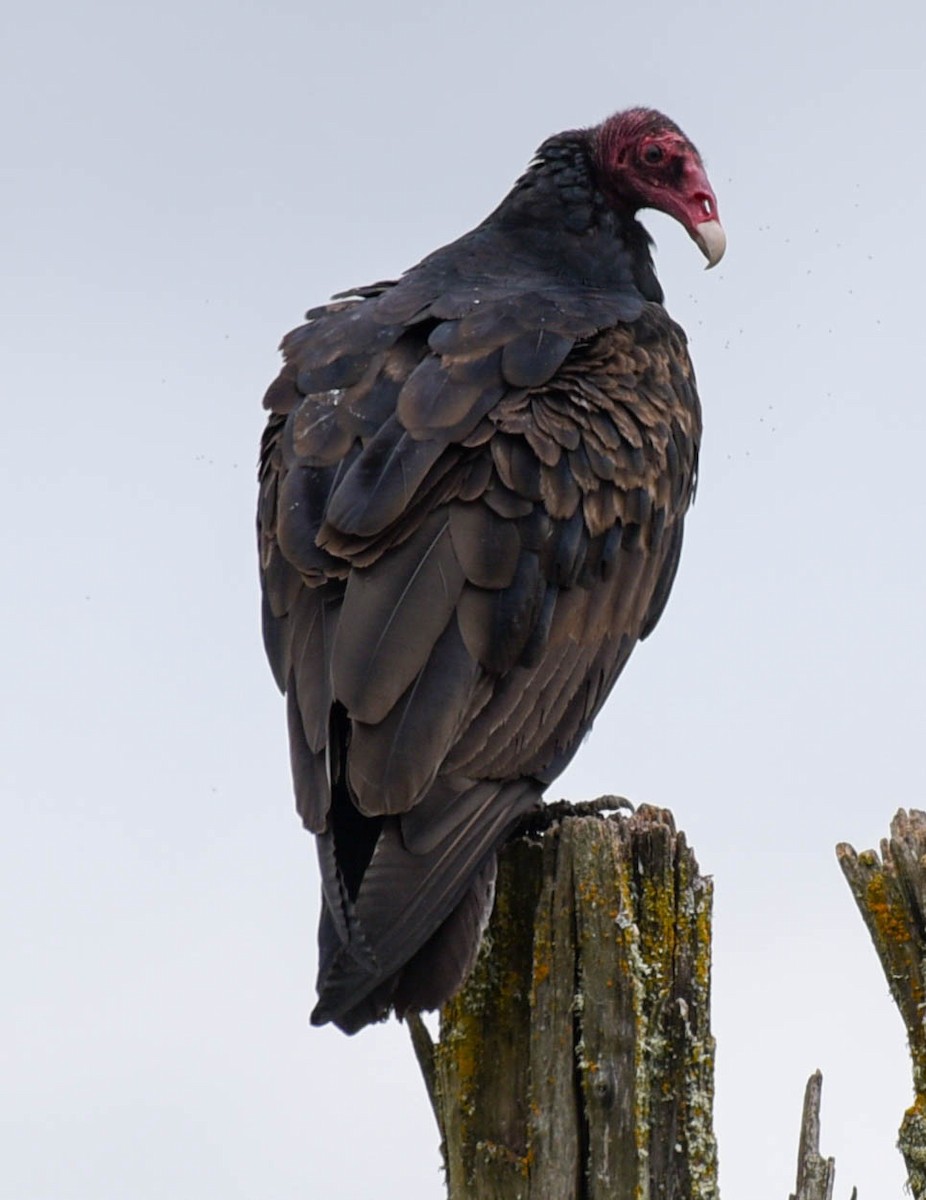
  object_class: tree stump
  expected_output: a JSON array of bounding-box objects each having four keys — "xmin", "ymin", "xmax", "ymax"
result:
[
  {"xmin": 409, "ymin": 804, "xmax": 718, "ymax": 1200},
  {"xmin": 838, "ymin": 809, "xmax": 926, "ymax": 1198}
]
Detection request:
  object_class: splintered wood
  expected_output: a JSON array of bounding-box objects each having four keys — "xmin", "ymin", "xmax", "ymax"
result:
[
  {"xmin": 788, "ymin": 1071, "xmax": 837, "ymax": 1200},
  {"xmin": 409, "ymin": 805, "xmax": 717, "ymax": 1200},
  {"xmin": 838, "ymin": 808, "xmax": 926, "ymax": 1198}
]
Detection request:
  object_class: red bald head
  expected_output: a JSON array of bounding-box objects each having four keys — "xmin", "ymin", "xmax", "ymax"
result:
[{"xmin": 592, "ymin": 108, "xmax": 725, "ymax": 267}]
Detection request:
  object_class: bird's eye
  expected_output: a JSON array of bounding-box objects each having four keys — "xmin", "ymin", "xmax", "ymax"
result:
[{"xmin": 642, "ymin": 144, "xmax": 664, "ymax": 165}]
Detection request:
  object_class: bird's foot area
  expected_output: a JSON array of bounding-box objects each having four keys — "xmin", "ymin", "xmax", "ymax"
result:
[{"xmin": 513, "ymin": 794, "xmax": 634, "ymax": 838}]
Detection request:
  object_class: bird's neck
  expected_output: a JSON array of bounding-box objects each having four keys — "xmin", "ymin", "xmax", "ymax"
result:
[{"xmin": 488, "ymin": 132, "xmax": 664, "ymax": 303}]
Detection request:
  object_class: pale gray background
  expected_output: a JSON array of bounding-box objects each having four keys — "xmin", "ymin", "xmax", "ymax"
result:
[{"xmin": 2, "ymin": 1, "xmax": 922, "ymax": 1196}]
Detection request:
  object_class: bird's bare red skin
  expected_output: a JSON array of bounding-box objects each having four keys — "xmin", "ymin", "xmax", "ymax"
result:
[{"xmin": 593, "ymin": 108, "xmax": 721, "ymax": 239}]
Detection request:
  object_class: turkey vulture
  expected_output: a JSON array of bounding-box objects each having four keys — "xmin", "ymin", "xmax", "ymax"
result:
[{"xmin": 258, "ymin": 107, "xmax": 724, "ymax": 1034}]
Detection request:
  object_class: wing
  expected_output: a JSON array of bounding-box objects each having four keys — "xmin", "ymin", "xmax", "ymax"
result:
[{"xmin": 258, "ymin": 269, "xmax": 701, "ymax": 1030}]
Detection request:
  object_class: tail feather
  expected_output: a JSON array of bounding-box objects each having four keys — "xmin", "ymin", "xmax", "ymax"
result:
[
  {"xmin": 310, "ymin": 777, "xmax": 541, "ymax": 1033},
  {"xmin": 393, "ymin": 855, "xmax": 497, "ymax": 1016}
]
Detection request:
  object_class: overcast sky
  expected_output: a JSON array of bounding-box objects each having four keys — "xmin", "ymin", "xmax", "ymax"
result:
[{"xmin": 2, "ymin": 1, "xmax": 924, "ymax": 1197}]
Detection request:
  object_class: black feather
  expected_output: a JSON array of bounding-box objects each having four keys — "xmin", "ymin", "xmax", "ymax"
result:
[
  {"xmin": 501, "ymin": 329, "xmax": 574, "ymax": 387},
  {"xmin": 322, "ymin": 416, "xmax": 446, "ymax": 539}
]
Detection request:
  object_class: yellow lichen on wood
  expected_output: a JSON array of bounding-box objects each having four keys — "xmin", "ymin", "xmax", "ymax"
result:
[
  {"xmin": 838, "ymin": 810, "xmax": 926, "ymax": 1196},
  {"xmin": 419, "ymin": 808, "xmax": 718, "ymax": 1200},
  {"xmin": 864, "ymin": 870, "xmax": 915, "ymax": 947},
  {"xmin": 692, "ymin": 887, "xmax": 713, "ymax": 992}
]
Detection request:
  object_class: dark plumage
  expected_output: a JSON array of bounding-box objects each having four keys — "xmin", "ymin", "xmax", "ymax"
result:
[{"xmin": 258, "ymin": 107, "xmax": 724, "ymax": 1033}]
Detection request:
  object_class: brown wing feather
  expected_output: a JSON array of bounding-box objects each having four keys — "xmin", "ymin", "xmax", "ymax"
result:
[
  {"xmin": 331, "ymin": 511, "xmax": 466, "ymax": 725},
  {"xmin": 346, "ymin": 617, "xmax": 487, "ymax": 815},
  {"xmin": 258, "ymin": 285, "xmax": 701, "ymax": 1031}
]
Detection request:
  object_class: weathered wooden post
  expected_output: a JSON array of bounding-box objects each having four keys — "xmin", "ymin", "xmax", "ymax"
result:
[
  {"xmin": 409, "ymin": 804, "xmax": 718, "ymax": 1200},
  {"xmin": 838, "ymin": 808, "xmax": 926, "ymax": 1197}
]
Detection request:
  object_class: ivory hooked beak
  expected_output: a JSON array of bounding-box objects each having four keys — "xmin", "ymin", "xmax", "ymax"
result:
[{"xmin": 693, "ymin": 219, "xmax": 726, "ymax": 269}]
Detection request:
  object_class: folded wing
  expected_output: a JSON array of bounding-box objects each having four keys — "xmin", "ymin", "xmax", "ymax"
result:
[{"xmin": 257, "ymin": 261, "xmax": 701, "ymax": 1031}]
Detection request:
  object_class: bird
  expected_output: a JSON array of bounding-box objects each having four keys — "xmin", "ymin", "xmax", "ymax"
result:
[{"xmin": 257, "ymin": 107, "xmax": 724, "ymax": 1034}]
